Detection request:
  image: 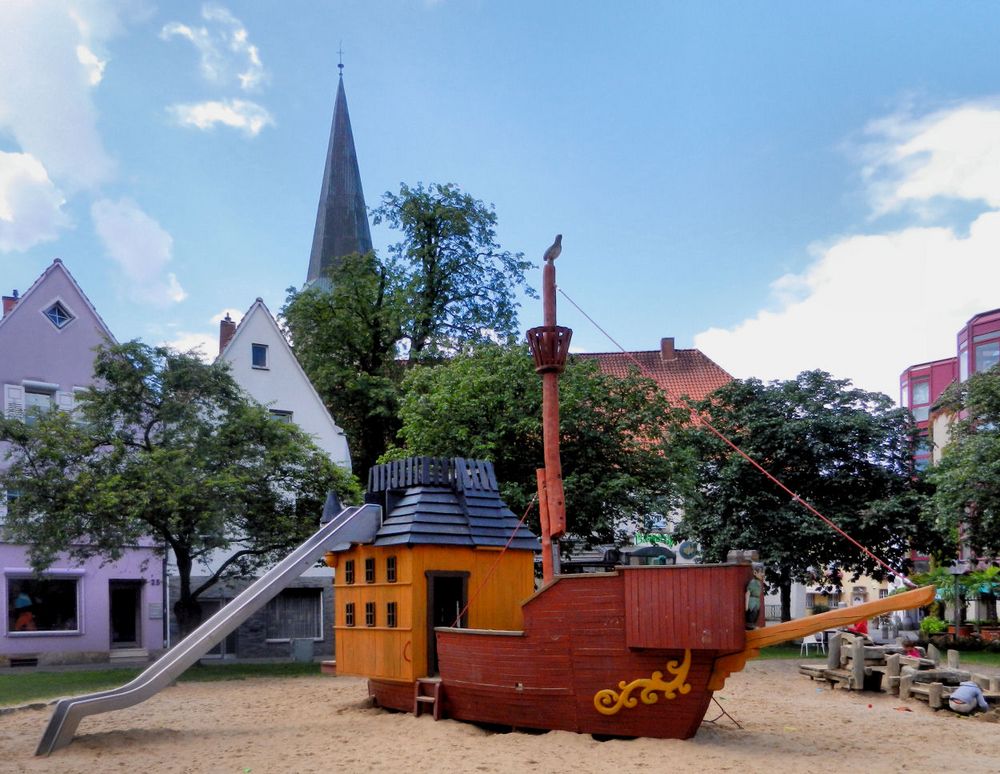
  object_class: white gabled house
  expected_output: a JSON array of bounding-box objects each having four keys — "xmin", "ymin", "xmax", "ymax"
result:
[
  {"xmin": 163, "ymin": 298, "xmax": 351, "ymax": 660},
  {"xmin": 218, "ymin": 298, "xmax": 351, "ymax": 466}
]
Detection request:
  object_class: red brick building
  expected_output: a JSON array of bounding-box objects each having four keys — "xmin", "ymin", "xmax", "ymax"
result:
[{"xmin": 573, "ymin": 337, "xmax": 732, "ymax": 405}]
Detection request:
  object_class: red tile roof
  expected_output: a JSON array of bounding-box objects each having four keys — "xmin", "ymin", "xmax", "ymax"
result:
[{"xmin": 574, "ymin": 348, "xmax": 732, "ymax": 404}]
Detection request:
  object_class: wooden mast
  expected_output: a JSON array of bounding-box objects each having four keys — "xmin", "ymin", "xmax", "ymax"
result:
[{"xmin": 526, "ymin": 235, "xmax": 572, "ymax": 584}]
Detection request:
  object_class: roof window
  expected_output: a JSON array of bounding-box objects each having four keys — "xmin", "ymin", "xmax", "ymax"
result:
[{"xmin": 43, "ymin": 302, "xmax": 73, "ymax": 329}]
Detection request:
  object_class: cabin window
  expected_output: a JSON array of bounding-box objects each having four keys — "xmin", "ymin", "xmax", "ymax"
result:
[
  {"xmin": 344, "ymin": 560, "xmax": 355, "ymax": 585},
  {"xmin": 386, "ymin": 556, "xmax": 397, "ymax": 583},
  {"xmin": 345, "ymin": 602, "xmax": 355, "ymax": 627},
  {"xmin": 387, "ymin": 601, "xmax": 397, "ymax": 628},
  {"xmin": 365, "ymin": 601, "xmax": 375, "ymax": 627},
  {"xmin": 364, "ymin": 558, "xmax": 375, "ymax": 583}
]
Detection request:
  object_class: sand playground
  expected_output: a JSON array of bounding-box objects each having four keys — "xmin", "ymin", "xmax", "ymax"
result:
[{"xmin": 1, "ymin": 659, "xmax": 998, "ymax": 774}]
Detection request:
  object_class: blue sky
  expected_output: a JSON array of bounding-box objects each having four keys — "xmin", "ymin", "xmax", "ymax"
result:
[{"xmin": 3, "ymin": 2, "xmax": 1000, "ymax": 399}]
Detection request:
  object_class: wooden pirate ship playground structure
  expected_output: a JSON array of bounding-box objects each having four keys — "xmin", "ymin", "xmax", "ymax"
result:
[
  {"xmin": 36, "ymin": 237, "xmax": 935, "ymax": 754},
  {"xmin": 325, "ymin": 239, "xmax": 935, "ymax": 738}
]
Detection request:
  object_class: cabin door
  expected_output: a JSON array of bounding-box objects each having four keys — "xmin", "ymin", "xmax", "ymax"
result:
[{"xmin": 425, "ymin": 571, "xmax": 469, "ymax": 675}]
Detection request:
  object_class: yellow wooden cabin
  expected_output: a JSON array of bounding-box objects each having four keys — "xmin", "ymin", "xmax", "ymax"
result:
[{"xmin": 326, "ymin": 457, "xmax": 539, "ymax": 703}]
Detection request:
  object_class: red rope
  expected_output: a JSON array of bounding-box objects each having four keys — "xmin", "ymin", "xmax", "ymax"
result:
[
  {"xmin": 451, "ymin": 494, "xmax": 538, "ymax": 627},
  {"xmin": 558, "ymin": 286, "xmax": 914, "ymax": 586}
]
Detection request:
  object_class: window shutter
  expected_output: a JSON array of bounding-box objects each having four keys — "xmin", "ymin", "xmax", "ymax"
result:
[
  {"xmin": 4, "ymin": 384, "xmax": 24, "ymax": 420},
  {"xmin": 56, "ymin": 391, "xmax": 75, "ymax": 412}
]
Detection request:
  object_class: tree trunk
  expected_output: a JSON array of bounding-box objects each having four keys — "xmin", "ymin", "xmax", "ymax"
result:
[{"xmin": 173, "ymin": 553, "xmax": 202, "ymax": 639}]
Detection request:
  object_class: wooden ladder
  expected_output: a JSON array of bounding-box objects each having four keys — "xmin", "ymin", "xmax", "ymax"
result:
[{"xmin": 413, "ymin": 677, "xmax": 442, "ymax": 720}]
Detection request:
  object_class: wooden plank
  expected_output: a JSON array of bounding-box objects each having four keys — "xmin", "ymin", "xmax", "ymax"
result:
[{"xmin": 622, "ymin": 565, "xmax": 748, "ymax": 650}]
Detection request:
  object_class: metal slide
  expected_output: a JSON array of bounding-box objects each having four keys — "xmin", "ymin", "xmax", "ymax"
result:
[{"xmin": 36, "ymin": 503, "xmax": 381, "ymax": 756}]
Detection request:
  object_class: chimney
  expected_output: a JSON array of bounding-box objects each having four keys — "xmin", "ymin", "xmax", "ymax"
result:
[
  {"xmin": 2, "ymin": 289, "xmax": 19, "ymax": 318},
  {"xmin": 219, "ymin": 313, "xmax": 237, "ymax": 355},
  {"xmin": 660, "ymin": 337, "xmax": 676, "ymax": 362}
]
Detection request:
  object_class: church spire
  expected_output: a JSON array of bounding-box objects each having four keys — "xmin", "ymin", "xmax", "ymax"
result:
[{"xmin": 306, "ymin": 63, "xmax": 373, "ymax": 287}]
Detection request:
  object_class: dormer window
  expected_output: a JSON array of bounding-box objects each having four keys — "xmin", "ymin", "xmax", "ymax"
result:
[
  {"xmin": 44, "ymin": 302, "xmax": 73, "ymax": 329},
  {"xmin": 251, "ymin": 343, "xmax": 268, "ymax": 369}
]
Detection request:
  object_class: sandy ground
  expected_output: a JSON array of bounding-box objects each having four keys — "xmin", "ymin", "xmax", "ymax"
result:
[{"xmin": 1, "ymin": 659, "xmax": 998, "ymax": 774}]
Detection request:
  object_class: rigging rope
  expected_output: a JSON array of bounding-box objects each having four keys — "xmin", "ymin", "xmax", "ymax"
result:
[
  {"xmin": 451, "ymin": 494, "xmax": 538, "ymax": 628},
  {"xmin": 557, "ymin": 286, "xmax": 914, "ymax": 586}
]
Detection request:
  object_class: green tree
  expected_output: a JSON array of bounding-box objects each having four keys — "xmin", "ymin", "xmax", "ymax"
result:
[
  {"xmin": 283, "ymin": 252, "xmax": 406, "ymax": 473},
  {"xmin": 373, "ymin": 182, "xmax": 535, "ymax": 358},
  {"xmin": 284, "ymin": 182, "xmax": 534, "ymax": 471},
  {"xmin": 672, "ymin": 370, "xmax": 940, "ymax": 620},
  {"xmin": 386, "ymin": 344, "xmax": 687, "ymax": 543},
  {"xmin": 0, "ymin": 342, "xmax": 360, "ymax": 635},
  {"xmin": 926, "ymin": 368, "xmax": 1000, "ymax": 556}
]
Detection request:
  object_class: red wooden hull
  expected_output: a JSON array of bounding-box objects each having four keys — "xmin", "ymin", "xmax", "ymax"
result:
[{"xmin": 369, "ymin": 565, "xmax": 752, "ymax": 739}]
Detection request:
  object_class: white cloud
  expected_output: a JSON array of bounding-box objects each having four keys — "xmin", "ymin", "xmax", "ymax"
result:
[
  {"xmin": 91, "ymin": 198, "xmax": 187, "ymax": 306},
  {"xmin": 0, "ymin": 151, "xmax": 69, "ymax": 252},
  {"xmin": 695, "ymin": 102, "xmax": 1000, "ymax": 399},
  {"xmin": 864, "ymin": 102, "xmax": 1000, "ymax": 215},
  {"xmin": 161, "ymin": 4, "xmax": 266, "ymax": 91},
  {"xmin": 211, "ymin": 308, "xmax": 244, "ymax": 325},
  {"xmin": 0, "ymin": 1, "xmax": 122, "ymax": 191},
  {"xmin": 165, "ymin": 309, "xmax": 244, "ymax": 362},
  {"xmin": 163, "ymin": 331, "xmax": 216, "ymax": 361},
  {"xmin": 76, "ymin": 44, "xmax": 107, "ymax": 85},
  {"xmin": 168, "ymin": 99, "xmax": 274, "ymax": 136}
]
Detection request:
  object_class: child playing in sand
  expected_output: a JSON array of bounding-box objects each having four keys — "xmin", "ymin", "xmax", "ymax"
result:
[{"xmin": 949, "ymin": 681, "xmax": 988, "ymax": 715}]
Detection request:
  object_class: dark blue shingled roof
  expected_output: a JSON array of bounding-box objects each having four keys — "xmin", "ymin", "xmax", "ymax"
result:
[{"xmin": 365, "ymin": 457, "xmax": 539, "ymax": 551}]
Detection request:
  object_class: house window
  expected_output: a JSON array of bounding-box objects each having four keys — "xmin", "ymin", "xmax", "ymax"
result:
[
  {"xmin": 386, "ymin": 556, "xmax": 397, "ymax": 583},
  {"xmin": 7, "ymin": 576, "xmax": 79, "ymax": 633},
  {"xmin": 251, "ymin": 343, "xmax": 268, "ymax": 369},
  {"xmin": 264, "ymin": 588, "xmax": 322, "ymax": 641},
  {"xmin": 387, "ymin": 601, "xmax": 397, "ymax": 628},
  {"xmin": 1, "ymin": 489, "xmax": 20, "ymax": 526},
  {"xmin": 975, "ymin": 341, "xmax": 999, "ymax": 374},
  {"xmin": 365, "ymin": 601, "xmax": 375, "ymax": 627},
  {"xmin": 910, "ymin": 379, "xmax": 930, "ymax": 422},
  {"xmin": 24, "ymin": 390, "xmax": 54, "ymax": 426},
  {"xmin": 269, "ymin": 409, "xmax": 293, "ymax": 423},
  {"xmin": 344, "ymin": 560, "xmax": 355, "ymax": 585},
  {"xmin": 345, "ymin": 602, "xmax": 355, "ymax": 627},
  {"xmin": 364, "ymin": 558, "xmax": 375, "ymax": 583},
  {"xmin": 43, "ymin": 301, "xmax": 73, "ymax": 329},
  {"xmin": 960, "ymin": 347, "xmax": 970, "ymax": 382}
]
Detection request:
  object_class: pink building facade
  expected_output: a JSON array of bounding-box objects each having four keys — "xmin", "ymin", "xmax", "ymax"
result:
[
  {"xmin": 1, "ymin": 261, "xmax": 164, "ymax": 666},
  {"xmin": 899, "ymin": 307, "xmax": 1000, "ymax": 467}
]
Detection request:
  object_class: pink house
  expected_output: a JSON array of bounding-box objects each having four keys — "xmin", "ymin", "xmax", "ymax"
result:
[
  {"xmin": 899, "ymin": 307, "xmax": 1000, "ymax": 568},
  {"xmin": 1, "ymin": 260, "xmax": 164, "ymax": 666},
  {"xmin": 899, "ymin": 306, "xmax": 1000, "ymax": 463}
]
